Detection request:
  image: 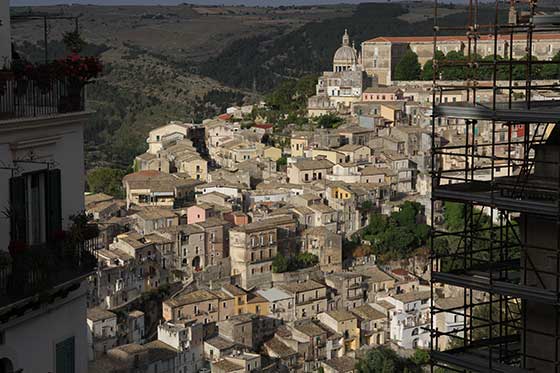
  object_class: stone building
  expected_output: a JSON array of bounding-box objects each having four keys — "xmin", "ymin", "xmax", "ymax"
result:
[
  {"xmin": 308, "ymin": 30, "xmax": 370, "ymax": 116},
  {"xmin": 278, "ymin": 280, "xmax": 328, "ymax": 321},
  {"xmin": 229, "ymin": 219, "xmax": 278, "ymax": 290},
  {"xmin": 317, "ymin": 310, "xmax": 361, "ymax": 353},
  {"xmin": 361, "ymin": 33, "xmax": 560, "ymax": 84},
  {"xmin": 301, "ymin": 227, "xmax": 343, "ymax": 273},
  {"xmin": 87, "ymin": 308, "xmax": 118, "ymax": 361},
  {"xmin": 325, "ymin": 272, "xmax": 366, "ymax": 311}
]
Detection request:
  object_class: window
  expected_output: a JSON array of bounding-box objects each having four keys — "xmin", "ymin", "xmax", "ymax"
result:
[
  {"xmin": 56, "ymin": 336, "xmax": 75, "ymax": 373},
  {"xmin": 10, "ymin": 169, "xmax": 62, "ymax": 244}
]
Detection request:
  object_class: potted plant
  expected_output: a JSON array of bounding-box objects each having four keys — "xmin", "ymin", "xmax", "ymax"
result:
[
  {"xmin": 8, "ymin": 240, "xmax": 27, "ymax": 257},
  {"xmin": 57, "ymin": 53, "xmax": 103, "ymax": 112}
]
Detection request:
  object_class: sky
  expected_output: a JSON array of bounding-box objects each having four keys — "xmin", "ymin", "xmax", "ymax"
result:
[{"xmin": 11, "ymin": 0, "xmax": 471, "ymax": 6}]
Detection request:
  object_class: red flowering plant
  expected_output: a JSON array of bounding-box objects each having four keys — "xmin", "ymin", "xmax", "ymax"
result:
[
  {"xmin": 55, "ymin": 52, "xmax": 103, "ymax": 85},
  {"xmin": 11, "ymin": 53, "xmax": 102, "ymax": 87},
  {"xmin": 8, "ymin": 240, "xmax": 28, "ymax": 258}
]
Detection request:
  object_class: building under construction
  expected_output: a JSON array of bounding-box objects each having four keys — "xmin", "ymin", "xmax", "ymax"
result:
[{"xmin": 430, "ymin": 0, "xmax": 560, "ymax": 372}]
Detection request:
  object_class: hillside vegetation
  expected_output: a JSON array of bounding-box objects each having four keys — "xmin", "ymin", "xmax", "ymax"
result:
[
  {"xmin": 200, "ymin": 2, "xmax": 507, "ymax": 92},
  {"xmin": 11, "ymin": 2, "xmax": 508, "ymax": 170}
]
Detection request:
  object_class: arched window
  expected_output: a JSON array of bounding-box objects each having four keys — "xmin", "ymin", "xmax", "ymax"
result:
[{"xmin": 411, "ymin": 328, "xmax": 419, "ymax": 336}]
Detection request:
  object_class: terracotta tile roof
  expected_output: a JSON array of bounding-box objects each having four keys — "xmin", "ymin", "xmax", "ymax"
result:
[
  {"xmin": 254, "ymin": 123, "xmax": 273, "ymax": 129},
  {"xmin": 218, "ymin": 113, "xmax": 232, "ymax": 121}
]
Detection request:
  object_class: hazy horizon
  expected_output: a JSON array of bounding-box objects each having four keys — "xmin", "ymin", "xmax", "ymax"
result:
[{"xmin": 11, "ymin": 0, "xmax": 471, "ymax": 7}]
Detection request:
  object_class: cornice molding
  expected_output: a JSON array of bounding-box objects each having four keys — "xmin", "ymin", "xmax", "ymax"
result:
[{"xmin": 0, "ymin": 111, "xmax": 93, "ymax": 134}]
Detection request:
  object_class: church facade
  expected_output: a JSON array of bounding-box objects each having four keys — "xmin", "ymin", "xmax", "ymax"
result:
[
  {"xmin": 308, "ymin": 26, "xmax": 560, "ymax": 116},
  {"xmin": 308, "ymin": 30, "xmax": 371, "ymax": 117}
]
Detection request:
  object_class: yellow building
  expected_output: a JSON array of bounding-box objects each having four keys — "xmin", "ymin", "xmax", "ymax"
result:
[
  {"xmin": 318, "ymin": 310, "xmax": 361, "ymax": 352},
  {"xmin": 262, "ymin": 146, "xmax": 282, "ymax": 161},
  {"xmin": 291, "ymin": 136, "xmax": 309, "ymax": 157},
  {"xmin": 331, "ymin": 185, "xmax": 353, "ymax": 200},
  {"xmin": 311, "ymin": 149, "xmax": 346, "ymax": 164},
  {"xmin": 221, "ymin": 284, "xmax": 269, "ymax": 316},
  {"xmin": 222, "ymin": 284, "xmax": 248, "ymax": 315},
  {"xmin": 246, "ymin": 293, "xmax": 269, "ymax": 316},
  {"xmin": 177, "ymin": 154, "xmax": 208, "ymax": 181},
  {"xmin": 380, "ymin": 103, "xmax": 403, "ymax": 124}
]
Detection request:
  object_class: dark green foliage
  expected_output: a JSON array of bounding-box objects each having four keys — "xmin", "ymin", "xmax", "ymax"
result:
[
  {"xmin": 192, "ymin": 89, "xmax": 245, "ymax": 123},
  {"xmin": 62, "ymin": 31, "xmax": 86, "ymax": 53},
  {"xmin": 253, "ymin": 74, "xmax": 317, "ymax": 130},
  {"xmin": 360, "ymin": 200, "xmax": 375, "ymax": 214},
  {"xmin": 86, "ymin": 167, "xmax": 127, "ymax": 198},
  {"xmin": 272, "ymin": 252, "xmax": 319, "ymax": 273},
  {"xmin": 421, "ymin": 50, "xmax": 445, "ymax": 80},
  {"xmin": 443, "ymin": 201, "xmax": 466, "ymax": 232},
  {"xmin": 266, "ymin": 75, "xmax": 317, "ymax": 113},
  {"xmin": 541, "ymin": 51, "xmax": 560, "ymax": 79},
  {"xmin": 201, "ymin": 3, "xmax": 506, "ymax": 92},
  {"xmin": 356, "ymin": 347, "xmax": 424, "ymax": 373},
  {"xmin": 314, "ymin": 113, "xmax": 344, "ymax": 129},
  {"xmin": 276, "ymin": 155, "xmax": 288, "ymax": 169},
  {"xmin": 361, "ymin": 201, "xmax": 430, "ymax": 260},
  {"xmin": 411, "ymin": 349, "xmax": 430, "ymax": 366},
  {"xmin": 394, "ymin": 49, "xmax": 421, "ymax": 81},
  {"xmin": 422, "ymin": 50, "xmax": 560, "ymax": 81},
  {"xmin": 440, "ymin": 202, "xmax": 520, "ymax": 272},
  {"xmin": 272, "ymin": 253, "xmax": 289, "ymax": 273}
]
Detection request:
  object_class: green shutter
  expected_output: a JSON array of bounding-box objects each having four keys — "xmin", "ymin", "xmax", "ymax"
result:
[
  {"xmin": 56, "ymin": 336, "xmax": 75, "ymax": 373},
  {"xmin": 9, "ymin": 175, "xmax": 27, "ymax": 242},
  {"xmin": 46, "ymin": 169, "xmax": 62, "ymax": 240}
]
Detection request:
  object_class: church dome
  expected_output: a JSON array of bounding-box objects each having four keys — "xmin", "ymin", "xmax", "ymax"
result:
[
  {"xmin": 334, "ymin": 45, "xmax": 357, "ymax": 65},
  {"xmin": 333, "ymin": 29, "xmax": 357, "ymax": 69}
]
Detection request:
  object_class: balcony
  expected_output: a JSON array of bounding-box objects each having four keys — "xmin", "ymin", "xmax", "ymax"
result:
[
  {"xmin": 0, "ymin": 224, "xmax": 98, "ymax": 315},
  {"xmin": 0, "ymin": 75, "xmax": 85, "ymax": 121},
  {"xmin": 0, "ymin": 54, "xmax": 101, "ymax": 122}
]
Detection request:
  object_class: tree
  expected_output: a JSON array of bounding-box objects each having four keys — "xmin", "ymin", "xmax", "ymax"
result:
[
  {"xmin": 541, "ymin": 51, "xmax": 560, "ymax": 79},
  {"xmin": 394, "ymin": 48, "xmax": 421, "ymax": 81},
  {"xmin": 272, "ymin": 253, "xmax": 289, "ymax": 273},
  {"xmin": 276, "ymin": 155, "xmax": 288, "ymax": 170},
  {"xmin": 315, "ymin": 113, "xmax": 344, "ymax": 129},
  {"xmin": 63, "ymin": 30, "xmax": 86, "ymax": 53},
  {"xmin": 411, "ymin": 349, "xmax": 430, "ymax": 366},
  {"xmin": 440, "ymin": 50, "xmax": 467, "ymax": 80},
  {"xmin": 361, "ymin": 201, "xmax": 430, "ymax": 260},
  {"xmin": 356, "ymin": 347, "xmax": 422, "ymax": 373},
  {"xmin": 421, "ymin": 50, "xmax": 444, "ymax": 80},
  {"xmin": 86, "ymin": 167, "xmax": 127, "ymax": 198}
]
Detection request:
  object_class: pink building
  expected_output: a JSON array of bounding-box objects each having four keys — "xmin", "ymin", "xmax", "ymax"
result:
[
  {"xmin": 362, "ymin": 86, "xmax": 403, "ymax": 102},
  {"xmin": 187, "ymin": 203, "xmax": 217, "ymax": 224}
]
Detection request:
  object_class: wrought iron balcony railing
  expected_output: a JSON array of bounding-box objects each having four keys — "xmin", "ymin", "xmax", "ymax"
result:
[
  {"xmin": 0, "ymin": 225, "xmax": 98, "ymax": 310},
  {"xmin": 0, "ymin": 74, "xmax": 85, "ymax": 120}
]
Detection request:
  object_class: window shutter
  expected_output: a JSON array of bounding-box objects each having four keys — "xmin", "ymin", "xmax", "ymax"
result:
[
  {"xmin": 56, "ymin": 336, "xmax": 75, "ymax": 373},
  {"xmin": 46, "ymin": 169, "xmax": 62, "ymax": 240},
  {"xmin": 9, "ymin": 175, "xmax": 27, "ymax": 242}
]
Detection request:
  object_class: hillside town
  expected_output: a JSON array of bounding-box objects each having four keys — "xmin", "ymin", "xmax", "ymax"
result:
[
  {"xmin": 2, "ymin": 0, "xmax": 560, "ymax": 372},
  {"xmin": 80, "ymin": 20, "xmax": 560, "ymax": 372}
]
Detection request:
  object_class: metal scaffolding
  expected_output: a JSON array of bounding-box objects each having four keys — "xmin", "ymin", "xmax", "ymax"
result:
[{"xmin": 430, "ymin": 0, "xmax": 560, "ymax": 371}]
